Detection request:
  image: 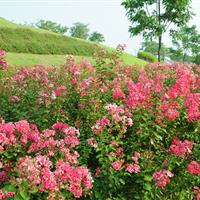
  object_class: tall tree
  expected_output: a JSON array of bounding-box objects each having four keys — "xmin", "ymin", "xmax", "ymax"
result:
[
  {"xmin": 172, "ymin": 25, "xmax": 200, "ymax": 62},
  {"xmin": 89, "ymin": 31, "xmax": 105, "ymax": 43},
  {"xmin": 35, "ymin": 20, "xmax": 68, "ymax": 34},
  {"xmin": 141, "ymin": 40, "xmax": 167, "ymax": 60},
  {"xmin": 70, "ymin": 22, "xmax": 90, "ymax": 40},
  {"xmin": 122, "ymin": 0, "xmax": 193, "ymax": 62}
]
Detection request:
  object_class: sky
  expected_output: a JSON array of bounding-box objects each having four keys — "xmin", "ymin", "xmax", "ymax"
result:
[{"xmin": 0, "ymin": 0, "xmax": 199, "ymax": 55}]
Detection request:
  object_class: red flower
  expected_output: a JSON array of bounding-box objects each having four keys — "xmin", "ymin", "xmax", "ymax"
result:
[
  {"xmin": 153, "ymin": 170, "xmax": 174, "ymax": 188},
  {"xmin": 168, "ymin": 138, "xmax": 194, "ymax": 156},
  {"xmin": 187, "ymin": 161, "xmax": 200, "ymax": 175}
]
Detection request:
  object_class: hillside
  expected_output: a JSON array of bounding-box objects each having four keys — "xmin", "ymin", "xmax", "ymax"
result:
[{"xmin": 0, "ymin": 17, "xmax": 147, "ymax": 66}]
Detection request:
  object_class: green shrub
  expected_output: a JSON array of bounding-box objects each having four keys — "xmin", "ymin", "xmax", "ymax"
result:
[{"xmin": 137, "ymin": 51, "xmax": 157, "ymax": 62}]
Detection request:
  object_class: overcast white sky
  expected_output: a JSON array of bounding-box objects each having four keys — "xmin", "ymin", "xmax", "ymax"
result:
[{"xmin": 0, "ymin": 0, "xmax": 199, "ymax": 55}]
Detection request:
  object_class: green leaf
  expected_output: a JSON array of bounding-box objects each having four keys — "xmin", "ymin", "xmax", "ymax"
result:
[
  {"xmin": 144, "ymin": 175, "xmax": 152, "ymax": 182},
  {"xmin": 144, "ymin": 183, "xmax": 152, "ymax": 191},
  {"xmin": 14, "ymin": 194, "xmax": 24, "ymax": 200},
  {"xmin": 19, "ymin": 188, "xmax": 29, "ymax": 200}
]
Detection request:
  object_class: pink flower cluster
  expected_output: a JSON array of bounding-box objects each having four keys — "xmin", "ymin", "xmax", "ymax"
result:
[
  {"xmin": 87, "ymin": 137, "xmax": 98, "ymax": 148},
  {"xmin": 92, "ymin": 116, "xmax": 110, "ymax": 134},
  {"xmin": 111, "ymin": 150, "xmax": 140, "ymax": 174},
  {"xmin": 105, "ymin": 103, "xmax": 133, "ymax": 125},
  {"xmin": 125, "ymin": 72, "xmax": 152, "ymax": 109},
  {"xmin": 160, "ymin": 101, "xmax": 180, "ymax": 121},
  {"xmin": 0, "ymin": 50, "xmax": 8, "ymax": 69},
  {"xmin": 112, "ymin": 160, "xmax": 123, "ymax": 171},
  {"xmin": 187, "ymin": 161, "xmax": 200, "ymax": 175},
  {"xmin": 153, "ymin": 170, "xmax": 174, "ymax": 188},
  {"xmin": 17, "ymin": 156, "xmax": 92, "ymax": 198},
  {"xmin": 0, "ymin": 190, "xmax": 15, "ymax": 200},
  {"xmin": 112, "ymin": 86, "xmax": 125, "ymax": 100},
  {"xmin": 168, "ymin": 138, "xmax": 194, "ymax": 156},
  {"xmin": 0, "ymin": 120, "xmax": 92, "ymax": 198},
  {"xmin": 185, "ymin": 93, "xmax": 200, "ymax": 122},
  {"xmin": 125, "ymin": 152, "xmax": 140, "ymax": 174}
]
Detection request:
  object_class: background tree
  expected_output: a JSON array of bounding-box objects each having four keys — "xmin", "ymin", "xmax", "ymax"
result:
[
  {"xmin": 35, "ymin": 19, "xmax": 68, "ymax": 34},
  {"xmin": 171, "ymin": 25, "xmax": 200, "ymax": 63},
  {"xmin": 193, "ymin": 54, "xmax": 200, "ymax": 65},
  {"xmin": 122, "ymin": 0, "xmax": 193, "ymax": 61},
  {"xmin": 70, "ymin": 22, "xmax": 90, "ymax": 39},
  {"xmin": 89, "ymin": 31, "xmax": 105, "ymax": 43},
  {"xmin": 167, "ymin": 48, "xmax": 184, "ymax": 62},
  {"xmin": 141, "ymin": 40, "xmax": 168, "ymax": 60}
]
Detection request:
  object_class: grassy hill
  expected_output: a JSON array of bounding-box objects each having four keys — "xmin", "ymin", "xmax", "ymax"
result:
[
  {"xmin": 0, "ymin": 17, "xmax": 147, "ymax": 66},
  {"xmin": 0, "ymin": 17, "xmax": 97, "ymax": 56}
]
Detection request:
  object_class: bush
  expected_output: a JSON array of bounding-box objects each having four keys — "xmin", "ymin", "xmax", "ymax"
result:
[
  {"xmin": 137, "ymin": 51, "xmax": 157, "ymax": 62},
  {"xmin": 0, "ymin": 48, "xmax": 200, "ymax": 199}
]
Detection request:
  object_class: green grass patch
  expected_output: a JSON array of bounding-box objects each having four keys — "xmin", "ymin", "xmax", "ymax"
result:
[{"xmin": 7, "ymin": 52, "xmax": 147, "ymax": 67}]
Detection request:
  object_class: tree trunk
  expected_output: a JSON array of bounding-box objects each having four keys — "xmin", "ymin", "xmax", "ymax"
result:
[
  {"xmin": 158, "ymin": 35, "xmax": 162, "ymax": 62},
  {"xmin": 157, "ymin": 0, "xmax": 162, "ymax": 62},
  {"xmin": 183, "ymin": 53, "xmax": 186, "ymax": 63}
]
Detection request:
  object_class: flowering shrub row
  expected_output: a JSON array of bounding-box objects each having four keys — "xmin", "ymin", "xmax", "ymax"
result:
[{"xmin": 0, "ymin": 48, "xmax": 200, "ymax": 199}]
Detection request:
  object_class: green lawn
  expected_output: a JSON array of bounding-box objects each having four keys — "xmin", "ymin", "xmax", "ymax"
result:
[
  {"xmin": 1, "ymin": 17, "xmax": 147, "ymax": 68},
  {"xmin": 7, "ymin": 52, "xmax": 147, "ymax": 67}
]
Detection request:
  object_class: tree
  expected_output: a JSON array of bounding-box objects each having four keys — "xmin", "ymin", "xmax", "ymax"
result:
[
  {"xmin": 141, "ymin": 40, "xmax": 167, "ymax": 60},
  {"xmin": 35, "ymin": 20, "xmax": 68, "ymax": 34},
  {"xmin": 89, "ymin": 31, "xmax": 105, "ymax": 43},
  {"xmin": 70, "ymin": 22, "xmax": 90, "ymax": 40},
  {"xmin": 122, "ymin": 0, "xmax": 193, "ymax": 62},
  {"xmin": 171, "ymin": 25, "xmax": 200, "ymax": 62},
  {"xmin": 167, "ymin": 47, "xmax": 184, "ymax": 62},
  {"xmin": 193, "ymin": 54, "xmax": 200, "ymax": 65}
]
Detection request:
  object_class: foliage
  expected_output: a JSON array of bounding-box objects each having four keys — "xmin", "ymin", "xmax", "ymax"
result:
[
  {"xmin": 193, "ymin": 54, "xmax": 200, "ymax": 66},
  {"xmin": 137, "ymin": 51, "xmax": 157, "ymax": 62},
  {"xmin": 70, "ymin": 22, "xmax": 90, "ymax": 40},
  {"xmin": 171, "ymin": 25, "xmax": 200, "ymax": 63},
  {"xmin": 0, "ymin": 49, "xmax": 200, "ymax": 199},
  {"xmin": 89, "ymin": 31, "xmax": 105, "ymax": 43},
  {"xmin": 35, "ymin": 19, "xmax": 68, "ymax": 34},
  {"xmin": 122, "ymin": 0, "xmax": 193, "ymax": 61},
  {"xmin": 141, "ymin": 40, "xmax": 167, "ymax": 60}
]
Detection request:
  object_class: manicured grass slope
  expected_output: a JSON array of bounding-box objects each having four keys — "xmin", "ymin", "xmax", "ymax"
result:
[
  {"xmin": 1, "ymin": 17, "xmax": 147, "ymax": 66},
  {"xmin": 0, "ymin": 17, "xmax": 96, "ymax": 56}
]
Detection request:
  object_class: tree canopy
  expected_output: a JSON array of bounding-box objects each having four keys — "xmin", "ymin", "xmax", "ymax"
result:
[
  {"xmin": 89, "ymin": 31, "xmax": 105, "ymax": 43},
  {"xmin": 122, "ymin": 0, "xmax": 193, "ymax": 61},
  {"xmin": 171, "ymin": 25, "xmax": 200, "ymax": 63},
  {"xmin": 35, "ymin": 19, "xmax": 68, "ymax": 34},
  {"xmin": 70, "ymin": 22, "xmax": 90, "ymax": 40}
]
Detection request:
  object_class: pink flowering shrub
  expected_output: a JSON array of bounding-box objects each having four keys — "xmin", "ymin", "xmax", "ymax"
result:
[
  {"xmin": 0, "ymin": 50, "xmax": 8, "ymax": 70},
  {"xmin": 0, "ymin": 120, "xmax": 92, "ymax": 199},
  {"xmin": 0, "ymin": 46, "xmax": 200, "ymax": 199}
]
